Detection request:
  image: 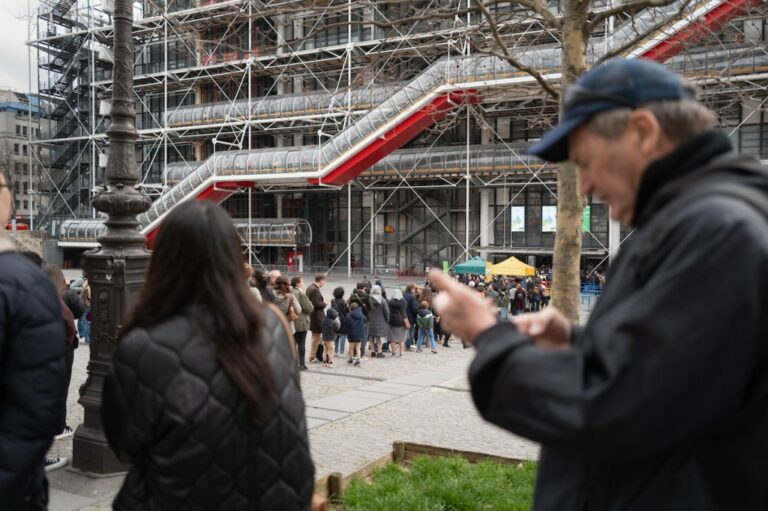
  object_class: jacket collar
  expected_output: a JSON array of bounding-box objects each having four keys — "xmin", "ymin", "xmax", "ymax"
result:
[
  {"xmin": 632, "ymin": 130, "xmax": 733, "ymax": 228},
  {"xmin": 0, "ymin": 231, "xmax": 16, "ymax": 254}
]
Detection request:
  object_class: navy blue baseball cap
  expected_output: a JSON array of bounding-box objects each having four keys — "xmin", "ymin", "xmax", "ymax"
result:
[{"xmin": 528, "ymin": 59, "xmax": 696, "ymax": 162}]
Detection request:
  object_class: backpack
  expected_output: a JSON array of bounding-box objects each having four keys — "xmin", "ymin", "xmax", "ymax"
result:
[
  {"xmin": 416, "ymin": 311, "xmax": 433, "ymax": 330},
  {"xmin": 332, "ymin": 299, "xmax": 347, "ymax": 320}
]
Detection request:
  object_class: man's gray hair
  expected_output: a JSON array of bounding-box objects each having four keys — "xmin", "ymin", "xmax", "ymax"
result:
[{"xmin": 587, "ymin": 87, "xmax": 717, "ymax": 144}]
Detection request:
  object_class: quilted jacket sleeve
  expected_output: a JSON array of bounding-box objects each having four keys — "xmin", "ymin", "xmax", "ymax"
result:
[
  {"xmin": 102, "ymin": 327, "xmax": 166, "ymax": 462},
  {"xmin": 0, "ymin": 259, "xmax": 66, "ymax": 506}
]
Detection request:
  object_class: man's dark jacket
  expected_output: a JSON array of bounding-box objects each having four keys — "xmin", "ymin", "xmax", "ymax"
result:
[
  {"xmin": 305, "ymin": 282, "xmax": 326, "ymax": 334},
  {"xmin": 403, "ymin": 290, "xmax": 418, "ymax": 324},
  {"xmin": 0, "ymin": 248, "xmax": 66, "ymax": 509},
  {"xmin": 470, "ymin": 131, "xmax": 768, "ymax": 511},
  {"xmin": 102, "ymin": 306, "xmax": 314, "ymax": 510}
]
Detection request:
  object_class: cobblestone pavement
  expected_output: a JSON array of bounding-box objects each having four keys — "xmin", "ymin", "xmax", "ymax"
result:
[
  {"xmin": 48, "ymin": 274, "xmax": 539, "ymax": 510},
  {"xmin": 309, "ymin": 380, "xmax": 539, "ymax": 478}
]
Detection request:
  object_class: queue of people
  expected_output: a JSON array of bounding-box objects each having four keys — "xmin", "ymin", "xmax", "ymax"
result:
[
  {"xmin": 247, "ymin": 270, "xmax": 455, "ymax": 368},
  {"xmin": 457, "ymin": 273, "xmax": 552, "ymax": 317}
]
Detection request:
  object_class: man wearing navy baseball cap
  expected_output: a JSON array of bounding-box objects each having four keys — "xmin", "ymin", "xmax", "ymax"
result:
[{"xmin": 428, "ymin": 58, "xmax": 768, "ymax": 510}]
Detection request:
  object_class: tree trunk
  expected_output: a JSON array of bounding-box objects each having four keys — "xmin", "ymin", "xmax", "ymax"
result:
[{"xmin": 552, "ymin": 0, "xmax": 589, "ymax": 322}]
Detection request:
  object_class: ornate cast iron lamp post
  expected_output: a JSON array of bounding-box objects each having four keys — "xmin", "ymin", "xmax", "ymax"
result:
[{"xmin": 72, "ymin": 0, "xmax": 151, "ymax": 474}]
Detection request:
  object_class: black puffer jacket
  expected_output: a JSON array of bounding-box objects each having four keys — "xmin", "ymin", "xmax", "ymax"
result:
[
  {"xmin": 388, "ymin": 298, "xmax": 407, "ymax": 327},
  {"xmin": 470, "ymin": 132, "xmax": 768, "ymax": 510},
  {"xmin": 102, "ymin": 305, "xmax": 314, "ymax": 510},
  {"xmin": 0, "ymin": 247, "xmax": 66, "ymax": 509}
]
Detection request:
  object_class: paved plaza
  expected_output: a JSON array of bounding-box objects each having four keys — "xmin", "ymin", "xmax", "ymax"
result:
[{"xmin": 47, "ymin": 274, "xmax": 540, "ymax": 510}]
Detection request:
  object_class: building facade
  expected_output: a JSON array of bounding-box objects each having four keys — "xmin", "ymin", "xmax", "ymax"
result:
[
  {"xmin": 0, "ymin": 90, "xmax": 46, "ymax": 226},
  {"xmin": 30, "ymin": 0, "xmax": 768, "ymax": 271}
]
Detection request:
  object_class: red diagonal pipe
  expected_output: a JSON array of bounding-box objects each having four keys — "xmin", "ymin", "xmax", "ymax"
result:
[{"xmin": 641, "ymin": 0, "xmax": 759, "ymax": 62}]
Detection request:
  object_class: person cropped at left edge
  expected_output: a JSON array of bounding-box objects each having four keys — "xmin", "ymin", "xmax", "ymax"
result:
[
  {"xmin": 101, "ymin": 200, "xmax": 322, "ymax": 510},
  {"xmin": 0, "ymin": 171, "xmax": 66, "ymax": 510}
]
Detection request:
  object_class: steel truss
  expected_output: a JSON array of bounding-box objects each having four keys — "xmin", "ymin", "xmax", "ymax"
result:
[{"xmin": 28, "ymin": 0, "xmax": 768, "ymax": 270}]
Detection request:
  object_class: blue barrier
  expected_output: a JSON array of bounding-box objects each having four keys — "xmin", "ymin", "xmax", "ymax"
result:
[{"xmin": 580, "ymin": 285, "xmax": 602, "ymax": 312}]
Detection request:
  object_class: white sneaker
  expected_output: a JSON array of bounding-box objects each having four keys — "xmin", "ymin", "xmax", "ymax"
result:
[
  {"xmin": 44, "ymin": 456, "xmax": 68, "ymax": 472},
  {"xmin": 55, "ymin": 426, "xmax": 74, "ymax": 440}
]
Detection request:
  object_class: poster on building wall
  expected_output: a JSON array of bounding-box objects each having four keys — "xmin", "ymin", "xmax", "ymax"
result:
[
  {"xmin": 582, "ymin": 206, "xmax": 591, "ymax": 232},
  {"xmin": 511, "ymin": 206, "xmax": 525, "ymax": 232},
  {"xmin": 542, "ymin": 205, "xmax": 557, "ymax": 232}
]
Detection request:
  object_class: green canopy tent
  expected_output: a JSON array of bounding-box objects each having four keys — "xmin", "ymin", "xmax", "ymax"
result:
[{"xmin": 453, "ymin": 257, "xmax": 488, "ymax": 275}]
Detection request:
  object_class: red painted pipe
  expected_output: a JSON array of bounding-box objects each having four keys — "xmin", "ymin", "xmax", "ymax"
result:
[{"xmin": 641, "ymin": 0, "xmax": 758, "ymax": 62}]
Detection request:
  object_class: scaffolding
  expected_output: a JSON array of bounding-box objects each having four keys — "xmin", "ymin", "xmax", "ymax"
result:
[{"xmin": 29, "ymin": 0, "xmax": 768, "ymax": 272}]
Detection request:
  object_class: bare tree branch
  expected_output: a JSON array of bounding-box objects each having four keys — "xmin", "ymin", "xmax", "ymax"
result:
[
  {"xmin": 588, "ymin": 0, "xmax": 680, "ymax": 33},
  {"xmin": 513, "ymin": 0, "xmax": 562, "ymax": 28},
  {"xmin": 472, "ymin": 0, "xmax": 560, "ymax": 99},
  {"xmin": 593, "ymin": 0, "xmax": 694, "ymax": 64}
]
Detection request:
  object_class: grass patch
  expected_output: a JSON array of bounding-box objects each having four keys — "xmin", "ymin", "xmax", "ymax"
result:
[{"xmin": 338, "ymin": 455, "xmax": 536, "ymax": 511}]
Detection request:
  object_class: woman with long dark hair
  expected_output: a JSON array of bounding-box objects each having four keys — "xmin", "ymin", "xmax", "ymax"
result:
[{"xmin": 101, "ymin": 201, "xmax": 317, "ymax": 510}]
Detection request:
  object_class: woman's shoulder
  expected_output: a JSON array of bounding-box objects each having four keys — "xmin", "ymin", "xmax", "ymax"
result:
[{"xmin": 116, "ymin": 315, "xmax": 198, "ymax": 369}]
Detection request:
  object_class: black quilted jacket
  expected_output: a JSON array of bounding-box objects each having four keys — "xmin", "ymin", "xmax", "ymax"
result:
[
  {"xmin": 102, "ymin": 305, "xmax": 314, "ymax": 510},
  {"xmin": 0, "ymin": 249, "xmax": 66, "ymax": 509}
]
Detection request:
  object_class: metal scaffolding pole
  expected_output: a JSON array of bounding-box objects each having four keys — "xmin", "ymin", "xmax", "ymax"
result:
[
  {"xmin": 90, "ymin": 0, "xmax": 97, "ymax": 219},
  {"xmin": 465, "ymin": 105, "xmax": 470, "ymax": 262},
  {"xmin": 163, "ymin": 0, "xmax": 168, "ymax": 190},
  {"xmin": 248, "ymin": 188, "xmax": 253, "ymax": 265},
  {"xmin": 370, "ymin": 191, "xmax": 375, "ymax": 274},
  {"xmin": 347, "ymin": 182, "xmax": 352, "ymax": 278},
  {"xmin": 27, "ymin": 0, "xmax": 33, "ymax": 230},
  {"xmin": 464, "ymin": 0, "xmax": 471, "ymax": 262}
]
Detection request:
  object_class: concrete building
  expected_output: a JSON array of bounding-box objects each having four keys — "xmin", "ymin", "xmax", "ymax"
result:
[
  {"xmin": 0, "ymin": 90, "xmax": 45, "ymax": 227},
  {"xmin": 29, "ymin": 0, "xmax": 768, "ymax": 271}
]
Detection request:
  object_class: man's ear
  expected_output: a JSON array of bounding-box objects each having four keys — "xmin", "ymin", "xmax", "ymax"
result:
[{"xmin": 629, "ymin": 109, "xmax": 663, "ymax": 158}]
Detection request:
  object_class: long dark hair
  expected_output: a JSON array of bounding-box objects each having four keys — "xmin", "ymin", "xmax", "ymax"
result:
[{"xmin": 123, "ymin": 201, "xmax": 274, "ymax": 419}]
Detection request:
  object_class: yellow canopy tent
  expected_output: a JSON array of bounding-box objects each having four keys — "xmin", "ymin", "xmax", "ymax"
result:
[{"xmin": 488, "ymin": 256, "xmax": 536, "ymax": 277}]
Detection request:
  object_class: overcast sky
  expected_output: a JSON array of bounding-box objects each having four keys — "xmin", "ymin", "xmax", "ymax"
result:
[{"xmin": 0, "ymin": 1, "xmax": 39, "ymax": 93}]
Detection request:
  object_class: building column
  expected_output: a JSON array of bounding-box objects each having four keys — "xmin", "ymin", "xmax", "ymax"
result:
[
  {"xmin": 480, "ymin": 188, "xmax": 490, "ymax": 254},
  {"xmin": 292, "ymin": 20, "xmax": 303, "ymax": 146},
  {"xmin": 480, "ymin": 121, "xmax": 491, "ymax": 145},
  {"xmin": 608, "ymin": 215, "xmax": 620, "ymax": 262},
  {"xmin": 276, "ymin": 194, "xmax": 283, "ymax": 218},
  {"xmin": 496, "ymin": 186, "xmax": 508, "ymax": 245},
  {"xmin": 362, "ymin": 191, "xmax": 374, "ymax": 272},
  {"xmin": 275, "ymin": 16, "xmax": 286, "ymax": 55},
  {"xmin": 479, "ymin": 189, "xmax": 490, "ymax": 247}
]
